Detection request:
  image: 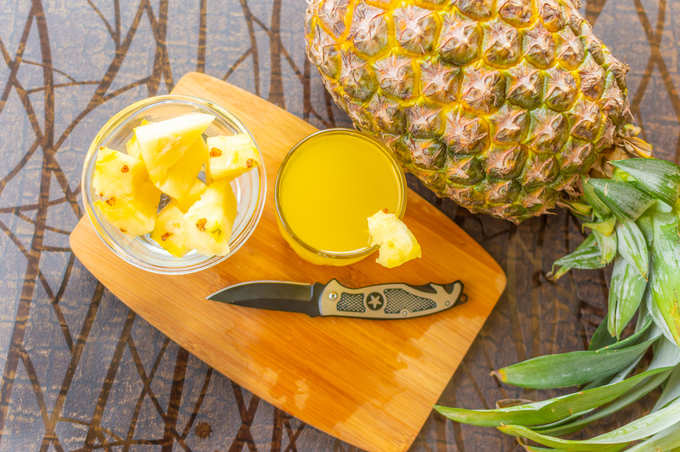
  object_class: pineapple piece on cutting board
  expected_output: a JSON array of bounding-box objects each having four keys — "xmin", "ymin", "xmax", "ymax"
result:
[
  {"xmin": 367, "ymin": 210, "xmax": 421, "ymax": 269},
  {"xmin": 92, "ymin": 147, "xmax": 161, "ymax": 235},
  {"xmin": 206, "ymin": 134, "xmax": 259, "ymax": 182},
  {"xmin": 135, "ymin": 113, "xmax": 214, "ymax": 199},
  {"xmin": 184, "ymin": 179, "xmax": 238, "ymax": 256}
]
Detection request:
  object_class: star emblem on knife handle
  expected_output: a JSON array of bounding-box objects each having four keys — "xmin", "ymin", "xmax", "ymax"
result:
[{"xmin": 366, "ymin": 292, "xmax": 384, "ymax": 310}]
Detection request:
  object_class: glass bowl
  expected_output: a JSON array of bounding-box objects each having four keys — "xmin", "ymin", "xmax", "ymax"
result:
[{"xmin": 81, "ymin": 95, "xmax": 266, "ymax": 275}]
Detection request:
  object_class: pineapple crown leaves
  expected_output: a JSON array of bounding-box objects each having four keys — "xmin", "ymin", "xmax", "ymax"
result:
[
  {"xmin": 436, "ymin": 158, "xmax": 680, "ymax": 449},
  {"xmin": 554, "ymin": 158, "xmax": 680, "ymax": 342}
]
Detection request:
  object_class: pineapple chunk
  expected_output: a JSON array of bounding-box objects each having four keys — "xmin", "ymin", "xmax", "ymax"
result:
[
  {"xmin": 160, "ymin": 136, "xmax": 209, "ymax": 200},
  {"xmin": 184, "ymin": 180, "xmax": 238, "ymax": 256},
  {"xmin": 151, "ymin": 202, "xmax": 190, "ymax": 257},
  {"xmin": 92, "ymin": 147, "xmax": 160, "ymax": 235},
  {"xmin": 94, "ymin": 146, "xmax": 145, "ymax": 199},
  {"xmin": 135, "ymin": 113, "xmax": 214, "ymax": 199},
  {"xmin": 367, "ymin": 210, "xmax": 421, "ymax": 268},
  {"xmin": 206, "ymin": 134, "xmax": 259, "ymax": 181},
  {"xmin": 125, "ymin": 119, "xmax": 149, "ymax": 158},
  {"xmin": 174, "ymin": 179, "xmax": 207, "ymax": 212}
]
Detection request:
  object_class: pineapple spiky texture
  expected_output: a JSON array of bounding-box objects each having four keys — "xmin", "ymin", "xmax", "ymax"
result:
[{"xmin": 305, "ymin": 0, "xmax": 649, "ymax": 223}]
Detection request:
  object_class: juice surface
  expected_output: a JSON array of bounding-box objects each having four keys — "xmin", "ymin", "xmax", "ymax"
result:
[{"xmin": 278, "ymin": 133, "xmax": 403, "ymax": 253}]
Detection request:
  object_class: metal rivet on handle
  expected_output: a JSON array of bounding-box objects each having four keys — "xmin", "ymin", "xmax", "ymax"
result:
[
  {"xmin": 445, "ymin": 300, "xmax": 451, "ymax": 307},
  {"xmin": 401, "ymin": 310, "xmax": 408, "ymax": 317},
  {"xmin": 329, "ymin": 292, "xmax": 338, "ymax": 301}
]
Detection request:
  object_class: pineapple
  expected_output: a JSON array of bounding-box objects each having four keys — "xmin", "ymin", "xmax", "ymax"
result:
[
  {"xmin": 151, "ymin": 202, "xmax": 190, "ymax": 257},
  {"xmin": 92, "ymin": 147, "xmax": 161, "ymax": 235},
  {"xmin": 135, "ymin": 113, "xmax": 214, "ymax": 199},
  {"xmin": 206, "ymin": 134, "xmax": 259, "ymax": 182},
  {"xmin": 175, "ymin": 179, "xmax": 207, "ymax": 212},
  {"xmin": 367, "ymin": 210, "xmax": 421, "ymax": 268},
  {"xmin": 163, "ymin": 136, "xmax": 209, "ymax": 200},
  {"xmin": 305, "ymin": 0, "xmax": 650, "ymax": 223},
  {"xmin": 184, "ymin": 179, "xmax": 238, "ymax": 256},
  {"xmin": 125, "ymin": 119, "xmax": 149, "ymax": 159}
]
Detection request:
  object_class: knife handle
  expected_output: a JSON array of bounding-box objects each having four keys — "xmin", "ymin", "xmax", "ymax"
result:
[{"xmin": 315, "ymin": 279, "xmax": 466, "ymax": 319}]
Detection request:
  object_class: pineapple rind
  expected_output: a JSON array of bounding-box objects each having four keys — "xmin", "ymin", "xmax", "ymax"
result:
[{"xmin": 305, "ymin": 0, "xmax": 635, "ymax": 223}]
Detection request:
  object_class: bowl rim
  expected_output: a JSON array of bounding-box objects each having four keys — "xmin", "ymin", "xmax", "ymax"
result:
[
  {"xmin": 81, "ymin": 94, "xmax": 267, "ymax": 275},
  {"xmin": 274, "ymin": 128, "xmax": 407, "ymax": 262}
]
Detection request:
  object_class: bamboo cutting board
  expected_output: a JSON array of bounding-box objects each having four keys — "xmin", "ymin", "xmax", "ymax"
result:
[{"xmin": 70, "ymin": 72, "xmax": 506, "ymax": 452}]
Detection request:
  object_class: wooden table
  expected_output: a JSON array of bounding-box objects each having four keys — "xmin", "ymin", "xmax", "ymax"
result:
[{"xmin": 0, "ymin": 1, "xmax": 678, "ymax": 450}]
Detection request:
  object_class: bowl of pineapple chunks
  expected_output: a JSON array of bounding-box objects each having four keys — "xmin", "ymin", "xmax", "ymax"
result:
[{"xmin": 81, "ymin": 95, "xmax": 266, "ymax": 274}]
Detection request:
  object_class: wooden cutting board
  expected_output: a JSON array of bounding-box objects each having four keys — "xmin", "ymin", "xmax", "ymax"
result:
[{"xmin": 70, "ymin": 72, "xmax": 506, "ymax": 452}]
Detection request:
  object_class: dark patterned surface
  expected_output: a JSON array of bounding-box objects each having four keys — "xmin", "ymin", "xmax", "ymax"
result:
[{"xmin": 0, "ymin": 1, "xmax": 678, "ymax": 450}]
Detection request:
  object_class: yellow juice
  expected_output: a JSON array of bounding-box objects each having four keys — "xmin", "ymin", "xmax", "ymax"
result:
[{"xmin": 276, "ymin": 130, "xmax": 405, "ymax": 265}]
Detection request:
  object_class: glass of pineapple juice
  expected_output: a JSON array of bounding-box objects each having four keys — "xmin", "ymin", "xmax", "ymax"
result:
[{"xmin": 275, "ymin": 129, "xmax": 406, "ymax": 266}]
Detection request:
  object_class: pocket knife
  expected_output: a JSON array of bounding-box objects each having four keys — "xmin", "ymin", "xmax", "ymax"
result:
[{"xmin": 207, "ymin": 279, "xmax": 466, "ymax": 319}]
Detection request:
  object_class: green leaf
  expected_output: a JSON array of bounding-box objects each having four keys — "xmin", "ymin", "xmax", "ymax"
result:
[
  {"xmin": 627, "ymin": 422, "xmax": 680, "ymax": 452},
  {"xmin": 551, "ymin": 234, "xmax": 606, "ymax": 280},
  {"xmin": 654, "ymin": 364, "xmax": 680, "ymax": 411},
  {"xmin": 434, "ymin": 367, "xmax": 669, "ymax": 428},
  {"xmin": 587, "ymin": 179, "xmax": 656, "ymax": 221},
  {"xmin": 538, "ymin": 370, "xmax": 669, "ymax": 436},
  {"xmin": 583, "ymin": 215, "xmax": 617, "ymax": 237},
  {"xmin": 593, "ymin": 229, "xmax": 617, "ymax": 265},
  {"xmin": 650, "ymin": 212, "xmax": 680, "ymax": 345},
  {"xmin": 563, "ymin": 200, "xmax": 593, "ymax": 217},
  {"xmin": 597, "ymin": 317, "xmax": 654, "ymax": 352},
  {"xmin": 498, "ymin": 425, "xmax": 625, "ymax": 450},
  {"xmin": 524, "ymin": 448, "xmax": 566, "ymax": 452},
  {"xmin": 611, "ymin": 158, "xmax": 680, "ymax": 208},
  {"xmin": 499, "ymin": 395, "xmax": 680, "ymax": 449},
  {"xmin": 584, "ymin": 318, "xmax": 657, "ymax": 390},
  {"xmin": 615, "ymin": 219, "xmax": 649, "ymax": 279},
  {"xmin": 608, "ymin": 257, "xmax": 647, "ymax": 338},
  {"xmin": 582, "ymin": 180, "xmax": 611, "ymax": 218},
  {"xmin": 646, "ymin": 284, "xmax": 677, "ymax": 346},
  {"xmin": 494, "ymin": 338, "xmax": 657, "ymax": 389},
  {"xmin": 610, "ymin": 320, "xmax": 661, "ymax": 381},
  {"xmin": 589, "ymin": 320, "xmax": 616, "ymax": 351},
  {"xmin": 650, "ymin": 337, "xmax": 680, "ymax": 369},
  {"xmin": 637, "ymin": 213, "xmax": 654, "ymax": 246}
]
